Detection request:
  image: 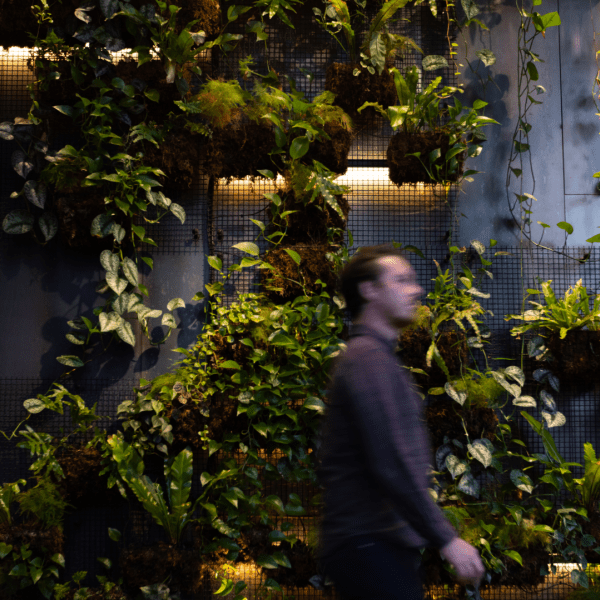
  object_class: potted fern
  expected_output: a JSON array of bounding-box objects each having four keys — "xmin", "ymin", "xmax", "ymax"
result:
[{"xmin": 507, "ymin": 279, "xmax": 600, "ymax": 385}]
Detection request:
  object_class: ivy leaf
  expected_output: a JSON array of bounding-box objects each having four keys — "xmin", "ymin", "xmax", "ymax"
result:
[
  {"xmin": 100, "ymin": 250, "xmax": 120, "ymax": 274},
  {"xmin": 510, "ymin": 469, "xmax": 534, "ymax": 494},
  {"xmin": 122, "ymin": 257, "xmax": 139, "ymax": 286},
  {"xmin": 445, "ymin": 454, "xmax": 468, "ymax": 480},
  {"xmin": 435, "ymin": 444, "xmax": 453, "ymax": 471},
  {"xmin": 74, "ymin": 4, "xmax": 94, "ymax": 23},
  {"xmin": 11, "ymin": 150, "xmax": 34, "ymax": 179},
  {"xmin": 468, "ymin": 439, "xmax": 493, "ymax": 468},
  {"xmin": 540, "ymin": 389, "xmax": 557, "ymax": 414},
  {"xmin": 272, "ymin": 551, "xmax": 292, "ymax": 568},
  {"xmin": 444, "ymin": 382, "xmax": 467, "ymax": 406},
  {"xmin": 91, "ymin": 214, "xmax": 115, "ymax": 238},
  {"xmin": 170, "ymin": 202, "xmax": 186, "ymax": 224},
  {"xmin": 38, "ymin": 212, "xmax": 58, "ymax": 242},
  {"xmin": 0, "ymin": 122, "xmax": 14, "ymax": 140},
  {"xmin": 23, "ymin": 398, "xmax": 46, "ymax": 414},
  {"xmin": 100, "ymin": 0, "xmax": 119, "ymax": 18},
  {"xmin": 116, "ymin": 320, "xmax": 135, "ymax": 346},
  {"xmin": 108, "ymin": 527, "xmax": 121, "ymax": 542},
  {"xmin": 461, "ymin": 0, "xmax": 480, "ymax": 20},
  {"xmin": 106, "ymin": 272, "xmax": 128, "ymax": 295},
  {"xmin": 457, "ymin": 472, "xmax": 480, "ymax": 498},
  {"xmin": 422, "ymin": 55, "xmax": 448, "ymax": 71},
  {"xmin": 161, "ymin": 313, "xmax": 176, "ymax": 328},
  {"xmin": 542, "ymin": 410, "xmax": 566, "ymax": 428},
  {"xmin": 475, "ymin": 49, "xmax": 496, "ymax": 66},
  {"xmin": 24, "ymin": 181, "xmax": 47, "ymax": 208},
  {"xmin": 167, "ymin": 298, "xmax": 185, "ymax": 311},
  {"xmin": 504, "ymin": 366, "xmax": 525, "ymax": 387},
  {"xmin": 99, "ymin": 311, "xmax": 122, "ymax": 332},
  {"xmin": 57, "ymin": 355, "xmax": 84, "ymax": 367},
  {"xmin": 2, "ymin": 209, "xmax": 34, "ymax": 234},
  {"xmin": 513, "ymin": 395, "xmax": 536, "ymax": 408},
  {"xmin": 572, "ymin": 569, "xmax": 589, "ymax": 588}
]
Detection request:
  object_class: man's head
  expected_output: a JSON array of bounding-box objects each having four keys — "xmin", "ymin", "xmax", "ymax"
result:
[{"xmin": 339, "ymin": 245, "xmax": 422, "ymax": 328}]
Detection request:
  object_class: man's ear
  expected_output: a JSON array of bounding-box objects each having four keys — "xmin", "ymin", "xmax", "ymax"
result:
[{"xmin": 358, "ymin": 279, "xmax": 377, "ymax": 302}]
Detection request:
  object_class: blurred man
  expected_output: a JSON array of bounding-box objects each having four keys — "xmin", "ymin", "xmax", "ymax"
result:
[{"xmin": 318, "ymin": 245, "xmax": 484, "ymax": 600}]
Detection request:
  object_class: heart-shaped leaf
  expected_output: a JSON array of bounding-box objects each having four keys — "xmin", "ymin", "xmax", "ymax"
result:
[
  {"xmin": 3, "ymin": 209, "xmax": 34, "ymax": 234},
  {"xmin": 38, "ymin": 212, "xmax": 58, "ymax": 242}
]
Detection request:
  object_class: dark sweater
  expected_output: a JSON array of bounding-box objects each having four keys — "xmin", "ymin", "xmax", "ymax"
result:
[{"xmin": 318, "ymin": 324, "xmax": 456, "ymax": 560}]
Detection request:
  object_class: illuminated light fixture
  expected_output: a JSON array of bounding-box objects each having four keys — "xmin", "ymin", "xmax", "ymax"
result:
[{"xmin": 335, "ymin": 167, "xmax": 390, "ymax": 185}]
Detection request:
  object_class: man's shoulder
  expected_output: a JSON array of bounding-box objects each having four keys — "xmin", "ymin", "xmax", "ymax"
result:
[{"xmin": 342, "ymin": 333, "xmax": 395, "ymax": 364}]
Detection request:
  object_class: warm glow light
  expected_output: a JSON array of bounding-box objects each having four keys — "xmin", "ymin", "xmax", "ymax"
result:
[{"xmin": 335, "ymin": 167, "xmax": 390, "ymax": 185}]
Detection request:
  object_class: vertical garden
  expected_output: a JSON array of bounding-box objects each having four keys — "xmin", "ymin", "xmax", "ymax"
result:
[{"xmin": 2, "ymin": 0, "xmax": 600, "ymax": 598}]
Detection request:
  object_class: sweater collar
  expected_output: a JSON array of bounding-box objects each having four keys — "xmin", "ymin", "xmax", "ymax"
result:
[{"xmin": 349, "ymin": 324, "xmax": 398, "ymax": 353}]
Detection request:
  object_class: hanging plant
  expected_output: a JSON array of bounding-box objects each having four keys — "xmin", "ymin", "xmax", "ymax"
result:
[
  {"xmin": 361, "ymin": 65, "xmax": 497, "ymax": 185},
  {"xmin": 317, "ymin": 0, "xmax": 422, "ymax": 116},
  {"xmin": 508, "ymin": 280, "xmax": 600, "ymax": 386}
]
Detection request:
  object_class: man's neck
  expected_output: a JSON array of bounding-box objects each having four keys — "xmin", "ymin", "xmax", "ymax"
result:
[{"xmin": 353, "ymin": 309, "xmax": 400, "ymax": 344}]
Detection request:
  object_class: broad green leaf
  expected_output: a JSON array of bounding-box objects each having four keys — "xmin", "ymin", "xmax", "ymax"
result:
[
  {"xmin": 257, "ymin": 555, "xmax": 279, "ymax": 569},
  {"xmin": 557, "ymin": 221, "xmax": 573, "ymax": 235},
  {"xmin": 272, "ymin": 551, "xmax": 291, "ymax": 568},
  {"xmin": 284, "ymin": 248, "xmax": 301, "ymax": 265},
  {"xmin": 303, "ymin": 396, "xmax": 326, "ymax": 414},
  {"xmin": 221, "ymin": 360, "xmax": 241, "ymax": 369},
  {"xmin": 513, "ymin": 395, "xmax": 536, "ymax": 408},
  {"xmin": 290, "ymin": 136, "xmax": 309, "ymax": 159},
  {"xmin": 444, "ymin": 382, "xmax": 467, "ymax": 406},
  {"xmin": 461, "ymin": 0, "xmax": 480, "ymax": 20},
  {"xmin": 233, "ymin": 242, "xmax": 260, "ymax": 256},
  {"xmin": 542, "ymin": 410, "xmax": 566, "ymax": 428},
  {"xmin": 503, "ymin": 549, "xmax": 523, "ymax": 566},
  {"xmin": 167, "ymin": 448, "xmax": 193, "ymax": 523},
  {"xmin": 108, "ymin": 527, "xmax": 121, "ymax": 541}
]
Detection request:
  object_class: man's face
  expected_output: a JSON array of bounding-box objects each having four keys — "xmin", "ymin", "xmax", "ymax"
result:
[{"xmin": 370, "ymin": 256, "xmax": 423, "ymax": 328}]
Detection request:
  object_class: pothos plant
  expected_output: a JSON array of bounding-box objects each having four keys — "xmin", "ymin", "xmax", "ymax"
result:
[
  {"xmin": 110, "ymin": 249, "xmax": 346, "ymax": 566},
  {"xmin": 429, "ymin": 360, "xmax": 598, "ymax": 588}
]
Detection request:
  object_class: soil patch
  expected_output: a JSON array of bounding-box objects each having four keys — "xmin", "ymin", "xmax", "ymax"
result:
[
  {"xmin": 387, "ymin": 131, "xmax": 463, "ymax": 185},
  {"xmin": 55, "ymin": 189, "xmax": 130, "ymax": 253},
  {"xmin": 544, "ymin": 329, "xmax": 600, "ymax": 387},
  {"xmin": 325, "ymin": 62, "xmax": 396, "ymax": 117},
  {"xmin": 0, "ymin": 522, "xmax": 64, "ymax": 557},
  {"xmin": 425, "ymin": 397, "xmax": 498, "ymax": 449},
  {"xmin": 261, "ymin": 245, "xmax": 337, "ymax": 303},
  {"xmin": 55, "ymin": 445, "xmax": 123, "ymax": 509},
  {"xmin": 120, "ymin": 542, "xmax": 205, "ymax": 596},
  {"xmin": 275, "ymin": 191, "xmax": 349, "ymax": 244},
  {"xmin": 302, "ymin": 121, "xmax": 353, "ymax": 175},
  {"xmin": 200, "ymin": 120, "xmax": 278, "ymax": 180},
  {"xmin": 399, "ymin": 328, "xmax": 468, "ymax": 389}
]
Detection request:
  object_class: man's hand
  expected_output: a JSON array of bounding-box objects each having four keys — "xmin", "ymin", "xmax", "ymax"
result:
[{"xmin": 440, "ymin": 537, "xmax": 485, "ymax": 586}]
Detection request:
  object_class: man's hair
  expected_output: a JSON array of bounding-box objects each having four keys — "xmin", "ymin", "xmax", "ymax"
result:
[{"xmin": 338, "ymin": 245, "xmax": 408, "ymax": 319}]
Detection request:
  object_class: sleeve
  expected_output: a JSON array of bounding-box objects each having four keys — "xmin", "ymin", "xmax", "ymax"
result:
[{"xmin": 343, "ymin": 345, "xmax": 456, "ymax": 549}]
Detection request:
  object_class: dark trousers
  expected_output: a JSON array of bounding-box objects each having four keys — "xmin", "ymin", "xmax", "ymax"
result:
[{"xmin": 323, "ymin": 535, "xmax": 424, "ymax": 600}]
